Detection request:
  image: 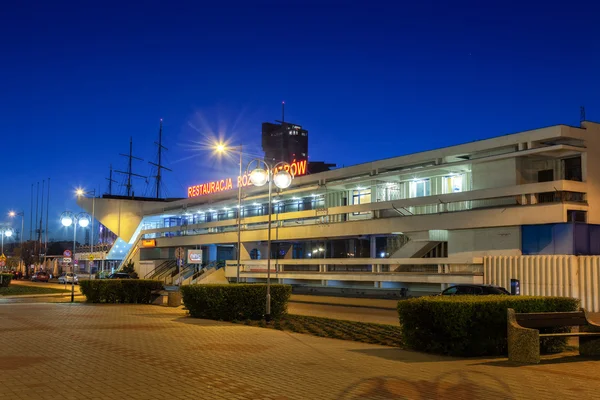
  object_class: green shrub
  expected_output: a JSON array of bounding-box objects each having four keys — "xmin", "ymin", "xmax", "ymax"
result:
[
  {"xmin": 397, "ymin": 296, "xmax": 580, "ymax": 357},
  {"xmin": 80, "ymin": 280, "xmax": 163, "ymax": 303},
  {"xmin": 181, "ymin": 284, "xmax": 292, "ymax": 321},
  {"xmin": 0, "ymin": 273, "xmax": 12, "ymax": 288}
]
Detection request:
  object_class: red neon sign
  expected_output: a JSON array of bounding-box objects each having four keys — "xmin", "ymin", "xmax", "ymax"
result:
[{"xmin": 188, "ymin": 159, "xmax": 307, "ymax": 198}]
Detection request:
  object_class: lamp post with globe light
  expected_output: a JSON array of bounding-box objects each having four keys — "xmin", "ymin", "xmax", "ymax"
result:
[
  {"xmin": 60, "ymin": 211, "xmax": 90, "ymax": 302},
  {"xmin": 245, "ymin": 159, "xmax": 293, "ymax": 322},
  {"xmin": 75, "ymin": 188, "xmax": 96, "ymax": 275},
  {"xmin": 0, "ymin": 227, "xmax": 13, "ymax": 257},
  {"xmin": 8, "ymin": 211, "xmax": 24, "ymax": 274}
]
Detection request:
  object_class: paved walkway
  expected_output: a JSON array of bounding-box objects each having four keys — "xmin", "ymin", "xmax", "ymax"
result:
[{"xmin": 1, "ymin": 303, "xmax": 599, "ymax": 400}]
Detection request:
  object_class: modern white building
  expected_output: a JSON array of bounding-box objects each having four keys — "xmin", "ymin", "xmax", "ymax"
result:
[{"xmin": 77, "ymin": 121, "xmax": 600, "ymax": 306}]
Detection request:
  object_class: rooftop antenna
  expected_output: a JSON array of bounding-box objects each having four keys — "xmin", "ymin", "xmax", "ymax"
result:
[
  {"xmin": 580, "ymin": 106, "xmax": 586, "ymax": 125},
  {"xmin": 281, "ymin": 101, "xmax": 285, "ymax": 123},
  {"xmin": 105, "ymin": 164, "xmax": 117, "ymax": 195},
  {"xmin": 115, "ymin": 137, "xmax": 147, "ymax": 197},
  {"xmin": 149, "ymin": 119, "xmax": 172, "ymax": 199}
]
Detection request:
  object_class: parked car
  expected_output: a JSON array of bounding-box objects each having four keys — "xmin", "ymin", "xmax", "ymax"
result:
[
  {"xmin": 108, "ymin": 273, "xmax": 132, "ymax": 279},
  {"xmin": 58, "ymin": 273, "xmax": 79, "ymax": 284},
  {"xmin": 440, "ymin": 284, "xmax": 510, "ymax": 296},
  {"xmin": 31, "ymin": 272, "xmax": 50, "ymax": 282}
]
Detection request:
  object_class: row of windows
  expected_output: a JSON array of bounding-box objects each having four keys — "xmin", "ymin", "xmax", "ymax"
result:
[
  {"xmin": 145, "ymin": 175, "xmax": 467, "ymax": 231},
  {"xmin": 352, "ymin": 175, "xmax": 466, "ymax": 207},
  {"xmin": 155, "ymin": 197, "xmax": 327, "ymax": 228}
]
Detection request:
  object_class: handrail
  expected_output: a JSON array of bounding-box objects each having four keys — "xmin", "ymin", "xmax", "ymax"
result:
[{"xmin": 144, "ymin": 260, "xmax": 172, "ymax": 279}]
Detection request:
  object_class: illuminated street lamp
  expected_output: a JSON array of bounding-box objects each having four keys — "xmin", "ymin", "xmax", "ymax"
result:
[
  {"xmin": 214, "ymin": 142, "xmax": 244, "ymax": 282},
  {"xmin": 0, "ymin": 227, "xmax": 13, "ymax": 257},
  {"xmin": 8, "ymin": 211, "xmax": 24, "ymax": 273},
  {"xmin": 61, "ymin": 211, "xmax": 90, "ymax": 302},
  {"xmin": 75, "ymin": 188, "xmax": 96, "ymax": 275},
  {"xmin": 245, "ymin": 159, "xmax": 293, "ymax": 322}
]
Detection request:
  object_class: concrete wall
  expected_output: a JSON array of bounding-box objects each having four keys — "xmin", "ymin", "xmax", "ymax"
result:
[
  {"xmin": 448, "ymin": 227, "xmax": 521, "ymax": 257},
  {"xmin": 581, "ymin": 122, "xmax": 600, "ymax": 224},
  {"xmin": 484, "ymin": 255, "xmax": 600, "ymax": 312},
  {"xmin": 472, "ymin": 159, "xmax": 517, "ymax": 190},
  {"xmin": 77, "ymin": 197, "xmax": 165, "ymax": 243}
]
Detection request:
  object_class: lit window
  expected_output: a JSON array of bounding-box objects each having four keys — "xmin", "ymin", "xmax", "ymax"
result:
[
  {"xmin": 409, "ymin": 179, "xmax": 431, "ymax": 198},
  {"xmin": 352, "ymin": 189, "xmax": 371, "ymax": 205},
  {"xmin": 352, "ymin": 189, "xmax": 371, "ymax": 215},
  {"xmin": 443, "ymin": 175, "xmax": 463, "ymax": 194}
]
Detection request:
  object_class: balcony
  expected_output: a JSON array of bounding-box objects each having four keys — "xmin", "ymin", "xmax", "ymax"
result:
[
  {"xmin": 224, "ymin": 258, "xmax": 484, "ymax": 285},
  {"xmin": 131, "ymin": 180, "xmax": 586, "ymax": 246}
]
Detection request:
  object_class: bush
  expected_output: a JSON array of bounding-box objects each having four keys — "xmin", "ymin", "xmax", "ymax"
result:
[
  {"xmin": 181, "ymin": 284, "xmax": 292, "ymax": 321},
  {"xmin": 80, "ymin": 280, "xmax": 163, "ymax": 303},
  {"xmin": 397, "ymin": 296, "xmax": 580, "ymax": 357},
  {"xmin": 0, "ymin": 273, "xmax": 12, "ymax": 288}
]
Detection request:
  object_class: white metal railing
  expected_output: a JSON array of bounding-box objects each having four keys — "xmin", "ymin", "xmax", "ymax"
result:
[{"xmin": 226, "ymin": 257, "xmax": 483, "ymax": 274}]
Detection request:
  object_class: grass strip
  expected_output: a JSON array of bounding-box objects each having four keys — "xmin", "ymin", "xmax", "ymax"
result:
[
  {"xmin": 0, "ymin": 286, "xmax": 71, "ymax": 296},
  {"xmin": 233, "ymin": 314, "xmax": 403, "ymax": 347}
]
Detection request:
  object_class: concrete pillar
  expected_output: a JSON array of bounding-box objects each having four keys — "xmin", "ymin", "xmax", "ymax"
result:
[
  {"xmin": 529, "ymin": 193, "xmax": 538, "ymax": 205},
  {"xmin": 370, "ymin": 236, "xmax": 377, "ymax": 272}
]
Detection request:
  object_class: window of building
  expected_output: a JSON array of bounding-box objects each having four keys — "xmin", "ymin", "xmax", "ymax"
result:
[
  {"xmin": 409, "ymin": 179, "xmax": 431, "ymax": 198},
  {"xmin": 563, "ymin": 157, "xmax": 582, "ymax": 181},
  {"xmin": 249, "ymin": 249, "xmax": 261, "ymax": 259},
  {"xmin": 567, "ymin": 210, "xmax": 587, "ymax": 223},
  {"xmin": 352, "ymin": 189, "xmax": 371, "ymax": 205},
  {"xmin": 352, "ymin": 189, "xmax": 371, "ymax": 215},
  {"xmin": 443, "ymin": 175, "xmax": 464, "ymax": 194},
  {"xmin": 538, "ymin": 169, "xmax": 554, "ymax": 182}
]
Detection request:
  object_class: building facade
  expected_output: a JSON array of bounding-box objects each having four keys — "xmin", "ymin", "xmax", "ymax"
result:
[{"xmin": 77, "ymin": 121, "xmax": 600, "ymax": 303}]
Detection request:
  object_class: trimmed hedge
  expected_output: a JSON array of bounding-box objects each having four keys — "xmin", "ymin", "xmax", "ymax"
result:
[
  {"xmin": 181, "ymin": 284, "xmax": 292, "ymax": 321},
  {"xmin": 80, "ymin": 280, "xmax": 163, "ymax": 303},
  {"xmin": 397, "ymin": 296, "xmax": 580, "ymax": 357},
  {"xmin": 0, "ymin": 273, "xmax": 12, "ymax": 288}
]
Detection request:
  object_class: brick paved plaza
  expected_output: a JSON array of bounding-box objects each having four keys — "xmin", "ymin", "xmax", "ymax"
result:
[{"xmin": 1, "ymin": 303, "xmax": 599, "ymax": 400}]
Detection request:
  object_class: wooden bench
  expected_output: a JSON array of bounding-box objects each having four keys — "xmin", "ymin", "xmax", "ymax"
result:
[{"xmin": 507, "ymin": 308, "xmax": 600, "ymax": 364}]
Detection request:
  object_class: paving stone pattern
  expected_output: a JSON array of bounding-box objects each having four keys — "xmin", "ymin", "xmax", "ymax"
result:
[{"xmin": 0, "ymin": 303, "xmax": 599, "ymax": 399}]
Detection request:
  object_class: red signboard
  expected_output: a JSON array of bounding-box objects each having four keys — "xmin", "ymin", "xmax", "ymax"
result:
[{"xmin": 187, "ymin": 159, "xmax": 308, "ymax": 198}]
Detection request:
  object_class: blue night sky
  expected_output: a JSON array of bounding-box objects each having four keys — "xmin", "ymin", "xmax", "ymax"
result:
[{"xmin": 2, "ymin": 0, "xmax": 599, "ymax": 241}]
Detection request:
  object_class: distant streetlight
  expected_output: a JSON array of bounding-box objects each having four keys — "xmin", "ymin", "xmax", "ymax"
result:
[
  {"xmin": 245, "ymin": 158, "xmax": 293, "ymax": 322},
  {"xmin": 8, "ymin": 211, "xmax": 24, "ymax": 273},
  {"xmin": 61, "ymin": 211, "xmax": 90, "ymax": 302},
  {"xmin": 214, "ymin": 142, "xmax": 244, "ymax": 283},
  {"xmin": 75, "ymin": 188, "xmax": 96, "ymax": 275},
  {"xmin": 0, "ymin": 227, "xmax": 13, "ymax": 256}
]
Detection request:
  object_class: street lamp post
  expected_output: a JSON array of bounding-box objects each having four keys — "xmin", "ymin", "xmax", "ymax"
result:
[
  {"xmin": 0, "ymin": 227, "xmax": 13, "ymax": 256},
  {"xmin": 8, "ymin": 211, "xmax": 24, "ymax": 274},
  {"xmin": 245, "ymin": 159, "xmax": 293, "ymax": 322},
  {"xmin": 215, "ymin": 143, "xmax": 243, "ymax": 283},
  {"xmin": 61, "ymin": 211, "xmax": 90, "ymax": 303},
  {"xmin": 76, "ymin": 189, "xmax": 96, "ymax": 275}
]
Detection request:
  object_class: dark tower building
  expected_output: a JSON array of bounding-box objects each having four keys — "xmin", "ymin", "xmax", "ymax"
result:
[{"xmin": 262, "ymin": 121, "xmax": 308, "ymax": 165}]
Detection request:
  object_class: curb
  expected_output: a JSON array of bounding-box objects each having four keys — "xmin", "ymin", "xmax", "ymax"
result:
[{"xmin": 0, "ymin": 292, "xmax": 83, "ymax": 299}]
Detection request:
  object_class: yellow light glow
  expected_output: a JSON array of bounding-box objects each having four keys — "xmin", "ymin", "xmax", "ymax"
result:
[
  {"xmin": 215, "ymin": 143, "xmax": 226, "ymax": 153},
  {"xmin": 8, "ymin": 211, "xmax": 15, "ymax": 217},
  {"xmin": 75, "ymin": 188, "xmax": 84, "ymax": 196}
]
